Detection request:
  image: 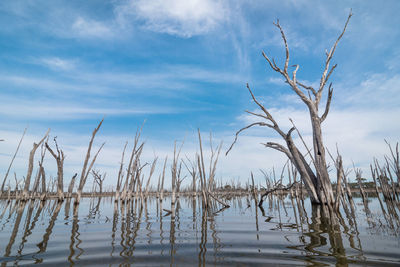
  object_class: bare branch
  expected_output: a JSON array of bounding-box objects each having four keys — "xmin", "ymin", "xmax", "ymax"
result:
[
  {"xmin": 245, "ymin": 83, "xmax": 286, "ymax": 138},
  {"xmin": 258, "ymin": 181, "xmax": 297, "ymax": 207},
  {"xmin": 297, "ymin": 81, "xmax": 317, "ymax": 96},
  {"xmin": 318, "ymin": 10, "xmax": 352, "ymax": 97},
  {"xmin": 245, "ymin": 110, "xmax": 269, "ymax": 121},
  {"xmin": 262, "ymin": 51, "xmax": 279, "ymax": 71},
  {"xmin": 321, "ymin": 83, "xmax": 333, "ymax": 122},
  {"xmin": 226, "ymin": 122, "xmax": 273, "ymax": 156},
  {"xmin": 292, "ymin": 64, "xmax": 299, "ymax": 84},
  {"xmin": 262, "ymin": 142, "xmax": 292, "ymax": 160},
  {"xmin": 273, "ymin": 19, "xmax": 289, "ymax": 73}
]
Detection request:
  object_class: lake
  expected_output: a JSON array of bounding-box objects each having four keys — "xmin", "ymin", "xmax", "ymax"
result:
[{"xmin": 0, "ymin": 195, "xmax": 399, "ymax": 266}]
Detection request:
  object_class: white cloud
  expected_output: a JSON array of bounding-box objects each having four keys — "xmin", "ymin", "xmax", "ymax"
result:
[
  {"xmin": 116, "ymin": 0, "xmax": 228, "ymax": 37},
  {"xmin": 0, "ymin": 64, "xmax": 244, "ymax": 97},
  {"xmin": 267, "ymin": 77, "xmax": 285, "ymax": 85},
  {"xmin": 0, "ymin": 95, "xmax": 181, "ymax": 120},
  {"xmin": 40, "ymin": 57, "xmax": 76, "ymax": 71},
  {"xmin": 72, "ymin": 17, "xmax": 114, "ymax": 38},
  {"xmin": 234, "ymin": 104, "xmax": 400, "ymax": 180},
  {"xmin": 341, "ymin": 74, "xmax": 400, "ymax": 108}
]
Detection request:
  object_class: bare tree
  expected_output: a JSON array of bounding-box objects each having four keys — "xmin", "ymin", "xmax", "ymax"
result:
[
  {"xmin": 46, "ymin": 137, "xmax": 65, "ymax": 201},
  {"xmin": 159, "ymin": 156, "xmax": 168, "ymax": 201},
  {"xmin": 115, "ymin": 141, "xmax": 128, "ymax": 201},
  {"xmin": 144, "ymin": 157, "xmax": 158, "ymax": 196},
  {"xmin": 227, "ymin": 12, "xmax": 352, "ymax": 205},
  {"xmin": 171, "ymin": 140, "xmax": 184, "ymax": 205},
  {"xmin": 68, "ymin": 173, "xmax": 77, "ymax": 198},
  {"xmin": 1, "ymin": 128, "xmax": 27, "ymax": 194},
  {"xmin": 120, "ymin": 126, "xmax": 145, "ymax": 202},
  {"xmin": 197, "ymin": 129, "xmax": 229, "ymax": 208},
  {"xmin": 92, "ymin": 170, "xmax": 106, "ymax": 194},
  {"xmin": 183, "ymin": 155, "xmax": 198, "ymax": 196},
  {"xmin": 76, "ymin": 119, "xmax": 104, "ymax": 204},
  {"xmin": 21, "ymin": 129, "xmax": 50, "ymax": 201}
]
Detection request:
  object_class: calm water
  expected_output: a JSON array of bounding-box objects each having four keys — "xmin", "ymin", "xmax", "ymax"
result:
[{"xmin": 0, "ymin": 196, "xmax": 399, "ymax": 266}]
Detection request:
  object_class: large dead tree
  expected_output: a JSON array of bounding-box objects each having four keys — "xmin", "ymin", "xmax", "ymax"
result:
[{"xmin": 227, "ymin": 12, "xmax": 352, "ymax": 205}]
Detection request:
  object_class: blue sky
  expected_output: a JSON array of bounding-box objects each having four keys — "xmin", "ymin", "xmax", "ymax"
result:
[{"xmin": 1, "ymin": 0, "xmax": 400, "ymax": 189}]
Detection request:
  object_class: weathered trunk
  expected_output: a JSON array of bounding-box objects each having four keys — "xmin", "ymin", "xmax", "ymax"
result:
[
  {"xmin": 56, "ymin": 162, "xmax": 64, "ymax": 200},
  {"xmin": 21, "ymin": 129, "xmax": 50, "ymax": 201},
  {"xmin": 46, "ymin": 140, "xmax": 65, "ymax": 201},
  {"xmin": 40, "ymin": 166, "xmax": 47, "ymax": 201},
  {"xmin": 115, "ymin": 142, "xmax": 128, "ymax": 202},
  {"xmin": 310, "ymin": 109, "xmax": 335, "ymax": 205},
  {"xmin": 76, "ymin": 119, "xmax": 104, "ymax": 204},
  {"xmin": 68, "ymin": 174, "xmax": 77, "ymax": 198}
]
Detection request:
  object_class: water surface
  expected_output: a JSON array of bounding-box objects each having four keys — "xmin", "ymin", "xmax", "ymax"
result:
[{"xmin": 0, "ymin": 196, "xmax": 399, "ymax": 266}]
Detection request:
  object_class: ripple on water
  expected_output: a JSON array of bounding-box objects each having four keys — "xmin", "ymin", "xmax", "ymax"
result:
[{"xmin": 0, "ymin": 197, "xmax": 399, "ymax": 266}]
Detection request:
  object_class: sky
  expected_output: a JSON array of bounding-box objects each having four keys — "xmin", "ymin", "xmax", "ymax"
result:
[{"xmin": 0, "ymin": 0, "xmax": 399, "ymax": 190}]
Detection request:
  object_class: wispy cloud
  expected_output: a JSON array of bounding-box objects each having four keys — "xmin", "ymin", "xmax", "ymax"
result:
[
  {"xmin": 340, "ymin": 73, "xmax": 400, "ymax": 108},
  {"xmin": 115, "ymin": 0, "xmax": 229, "ymax": 37},
  {"xmin": 0, "ymin": 64, "xmax": 245, "ymax": 95},
  {"xmin": 0, "ymin": 98, "xmax": 181, "ymax": 120},
  {"xmin": 72, "ymin": 17, "xmax": 114, "ymax": 38},
  {"xmin": 38, "ymin": 57, "xmax": 77, "ymax": 71}
]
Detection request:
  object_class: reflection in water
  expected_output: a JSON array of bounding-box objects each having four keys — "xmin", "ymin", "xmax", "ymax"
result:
[
  {"xmin": 0, "ymin": 195, "xmax": 399, "ymax": 266},
  {"xmin": 68, "ymin": 203, "xmax": 82, "ymax": 265},
  {"xmin": 3, "ymin": 201, "xmax": 26, "ymax": 265}
]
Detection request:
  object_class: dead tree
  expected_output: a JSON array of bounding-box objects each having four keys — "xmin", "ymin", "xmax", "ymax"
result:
[
  {"xmin": 197, "ymin": 129, "xmax": 229, "ymax": 208},
  {"xmin": 144, "ymin": 157, "xmax": 158, "ymax": 197},
  {"xmin": 171, "ymin": 141, "xmax": 184, "ymax": 206},
  {"xmin": 76, "ymin": 119, "xmax": 104, "ymax": 204},
  {"xmin": 21, "ymin": 129, "xmax": 50, "ymax": 200},
  {"xmin": 158, "ymin": 156, "xmax": 167, "ymax": 201},
  {"xmin": 68, "ymin": 173, "xmax": 77, "ymax": 198},
  {"xmin": 1, "ymin": 128, "xmax": 26, "ymax": 194},
  {"xmin": 40, "ymin": 167, "xmax": 47, "ymax": 200},
  {"xmin": 183, "ymin": 155, "xmax": 198, "ymax": 196},
  {"xmin": 227, "ymin": 12, "xmax": 352, "ymax": 205},
  {"xmin": 115, "ymin": 142, "xmax": 128, "ymax": 202},
  {"xmin": 385, "ymin": 141, "xmax": 400, "ymax": 193},
  {"xmin": 92, "ymin": 170, "xmax": 106, "ymax": 194},
  {"xmin": 33, "ymin": 142, "xmax": 47, "ymax": 199},
  {"xmin": 120, "ymin": 127, "xmax": 145, "ymax": 201},
  {"xmin": 46, "ymin": 137, "xmax": 65, "ymax": 201}
]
